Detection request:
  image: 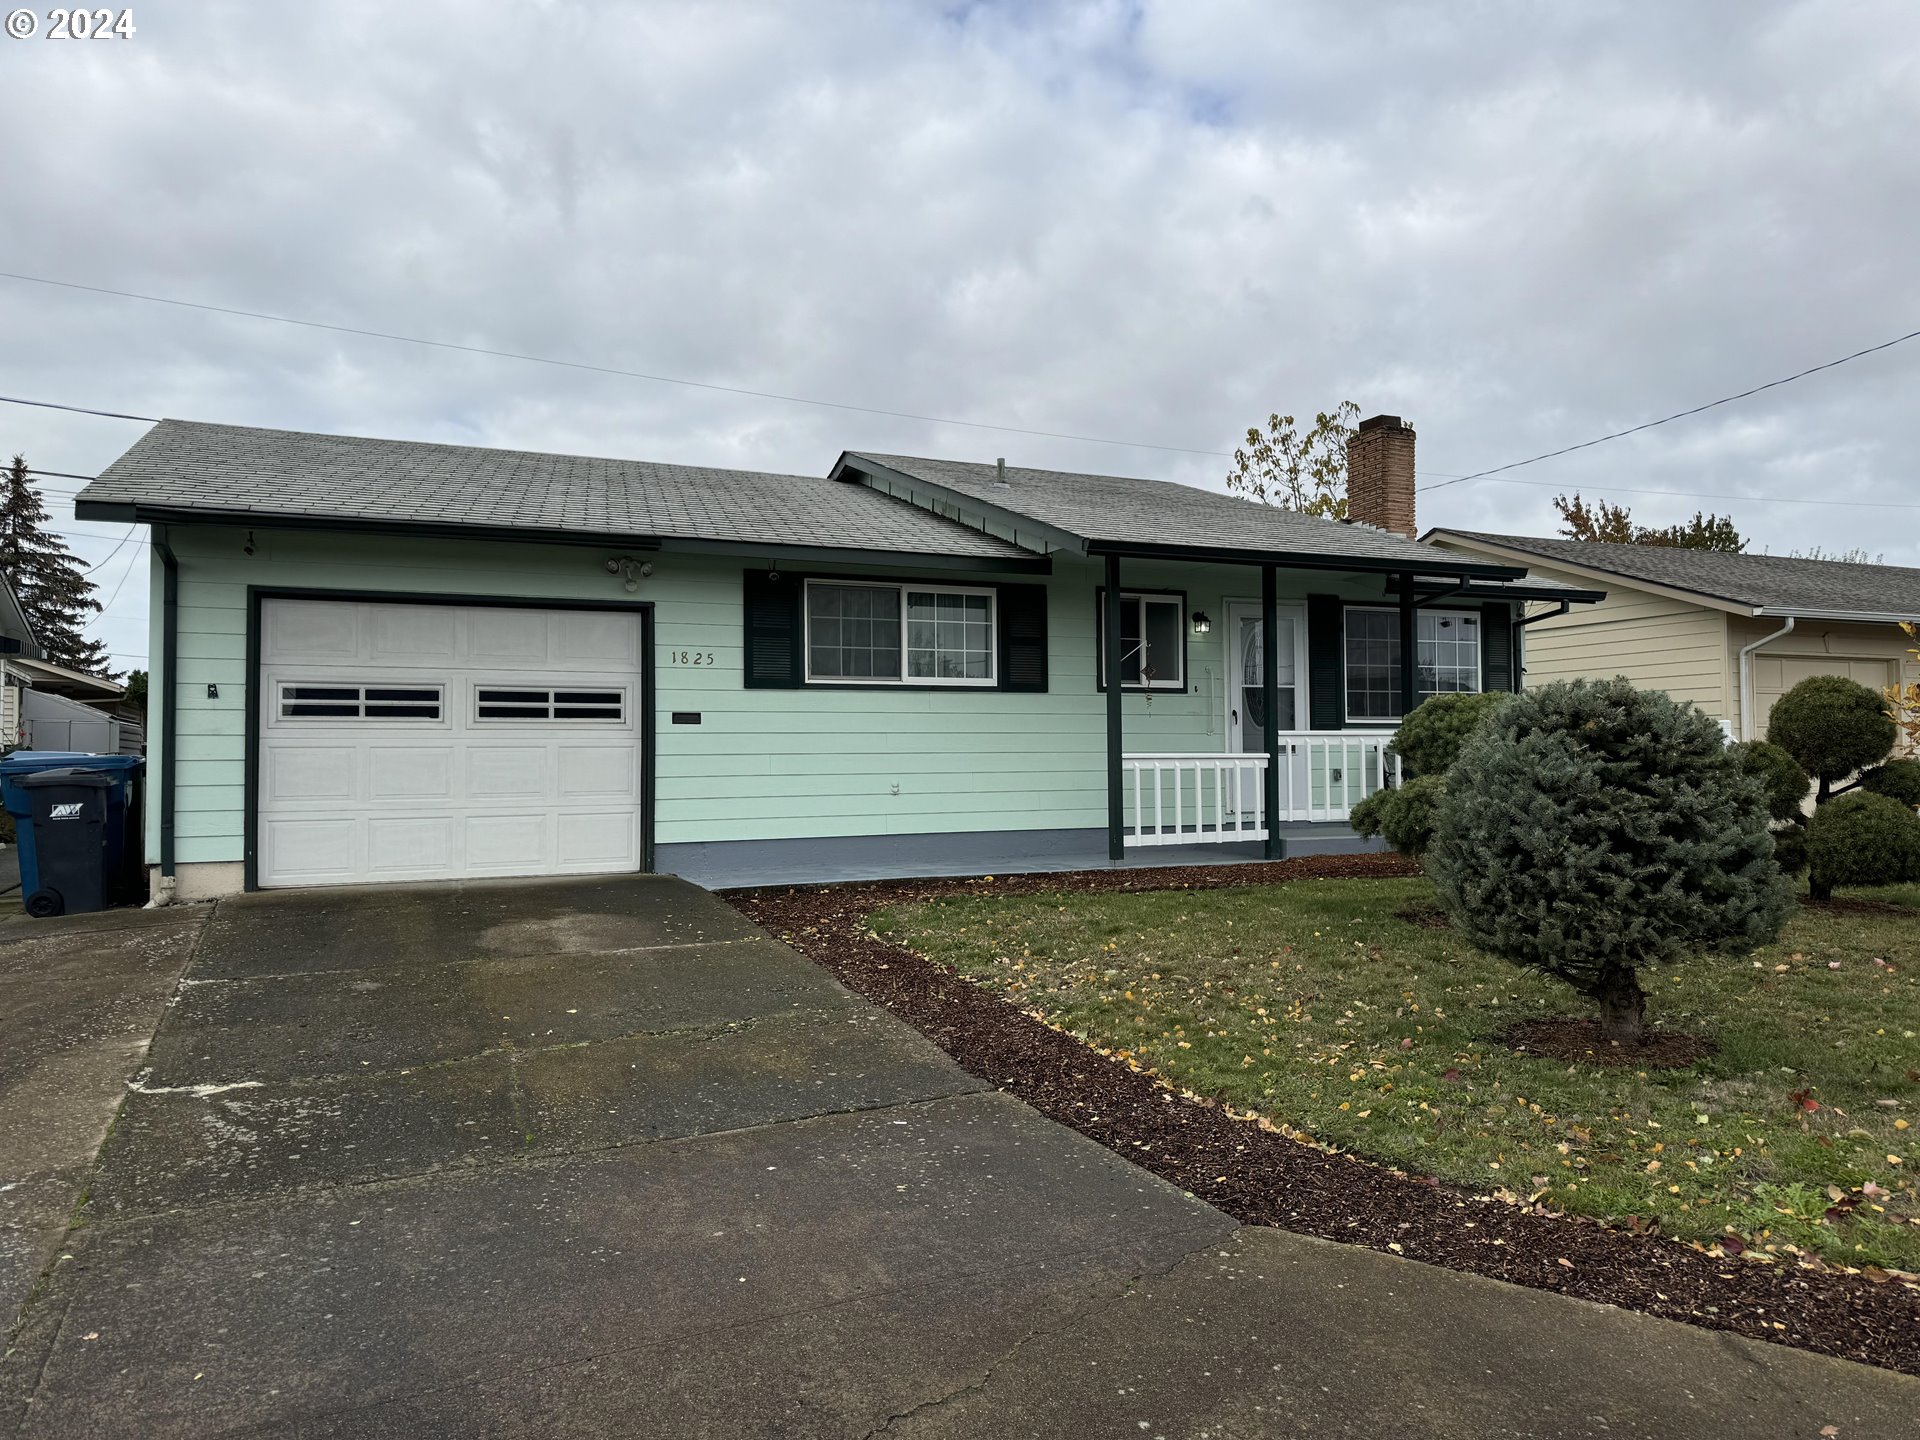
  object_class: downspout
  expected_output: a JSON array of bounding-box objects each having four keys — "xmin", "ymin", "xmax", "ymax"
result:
[
  {"xmin": 1738, "ymin": 616, "xmax": 1796, "ymax": 742},
  {"xmin": 151, "ymin": 526, "xmax": 179, "ymax": 904}
]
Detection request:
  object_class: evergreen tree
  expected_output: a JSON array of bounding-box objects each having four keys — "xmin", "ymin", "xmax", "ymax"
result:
[
  {"xmin": 0, "ymin": 454, "xmax": 113, "ymax": 676},
  {"xmin": 1429, "ymin": 678, "xmax": 1790, "ymax": 1042}
]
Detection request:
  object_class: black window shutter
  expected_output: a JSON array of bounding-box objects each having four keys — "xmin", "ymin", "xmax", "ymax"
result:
[
  {"xmin": 1481, "ymin": 602, "xmax": 1514, "ymax": 693},
  {"xmin": 997, "ymin": 583, "xmax": 1049, "ymax": 692},
  {"xmin": 1306, "ymin": 594, "xmax": 1344, "ymax": 730},
  {"xmin": 742, "ymin": 571, "xmax": 802, "ymax": 688}
]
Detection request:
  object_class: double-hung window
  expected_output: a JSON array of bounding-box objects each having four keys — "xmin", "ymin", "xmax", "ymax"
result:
[
  {"xmin": 1096, "ymin": 591, "xmax": 1184, "ymax": 691},
  {"xmin": 804, "ymin": 580, "xmax": 996, "ymax": 686},
  {"xmin": 1344, "ymin": 607, "xmax": 1482, "ymax": 721}
]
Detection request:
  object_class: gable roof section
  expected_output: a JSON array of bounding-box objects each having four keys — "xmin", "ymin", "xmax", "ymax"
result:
[
  {"xmin": 840, "ymin": 453, "xmax": 1525, "ymax": 579},
  {"xmin": 1429, "ymin": 530, "xmax": 1920, "ymax": 622},
  {"xmin": 76, "ymin": 420, "xmax": 1042, "ymax": 569}
]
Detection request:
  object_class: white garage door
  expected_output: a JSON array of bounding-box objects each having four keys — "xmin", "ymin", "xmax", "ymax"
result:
[{"xmin": 258, "ymin": 599, "xmax": 645, "ymax": 889}]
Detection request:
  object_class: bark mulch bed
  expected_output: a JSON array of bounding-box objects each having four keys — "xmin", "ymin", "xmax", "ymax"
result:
[
  {"xmin": 725, "ymin": 856, "xmax": 1920, "ymax": 1378},
  {"xmin": 1499, "ymin": 1017, "xmax": 1716, "ymax": 1070}
]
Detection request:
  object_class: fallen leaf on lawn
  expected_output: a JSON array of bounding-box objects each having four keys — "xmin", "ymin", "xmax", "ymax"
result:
[{"xmin": 1556, "ymin": 1257, "xmax": 1574, "ymax": 1269}]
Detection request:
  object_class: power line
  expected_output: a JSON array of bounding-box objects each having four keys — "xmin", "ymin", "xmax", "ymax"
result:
[
  {"xmin": 1421, "ymin": 325, "xmax": 1920, "ymax": 493},
  {"xmin": 84, "ymin": 526, "xmax": 142, "ymax": 572},
  {"xmin": 1, "ymin": 272, "xmax": 1240, "ymax": 459},
  {"xmin": 1428, "ymin": 473, "xmax": 1920, "ymax": 512},
  {"xmin": 0, "ymin": 391, "xmax": 159, "ymax": 424},
  {"xmin": 90, "ymin": 539, "xmax": 143, "ymax": 618},
  {"xmin": 21, "ymin": 468, "xmax": 103, "ymax": 484}
]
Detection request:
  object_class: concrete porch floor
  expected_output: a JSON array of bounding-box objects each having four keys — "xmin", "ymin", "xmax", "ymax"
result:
[{"xmin": 657, "ymin": 822, "xmax": 1382, "ymax": 891}]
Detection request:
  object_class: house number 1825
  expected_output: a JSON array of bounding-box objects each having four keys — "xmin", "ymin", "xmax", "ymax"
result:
[{"xmin": 669, "ymin": 650, "xmax": 715, "ymax": 666}]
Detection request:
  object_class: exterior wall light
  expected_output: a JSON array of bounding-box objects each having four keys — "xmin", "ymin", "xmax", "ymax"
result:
[
  {"xmin": 603, "ymin": 556, "xmax": 655, "ymax": 592},
  {"xmin": 1191, "ymin": 610, "xmax": 1212, "ymax": 634}
]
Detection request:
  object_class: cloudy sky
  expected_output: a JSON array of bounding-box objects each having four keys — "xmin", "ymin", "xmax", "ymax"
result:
[{"xmin": 3, "ymin": 0, "xmax": 1917, "ymax": 674}]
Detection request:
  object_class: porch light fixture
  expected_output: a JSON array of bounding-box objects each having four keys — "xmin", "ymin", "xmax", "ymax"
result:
[
  {"xmin": 1191, "ymin": 610, "xmax": 1212, "ymax": 635},
  {"xmin": 603, "ymin": 556, "xmax": 655, "ymax": 592}
]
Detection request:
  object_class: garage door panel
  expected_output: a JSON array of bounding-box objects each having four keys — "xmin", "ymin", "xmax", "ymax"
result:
[
  {"xmin": 560, "ymin": 613, "xmax": 641, "ymax": 666},
  {"xmin": 265, "ymin": 746, "xmax": 358, "ymax": 803},
  {"xmin": 367, "ymin": 816, "xmax": 457, "ymax": 874},
  {"xmin": 259, "ymin": 600, "xmax": 644, "ymax": 889},
  {"xmin": 464, "ymin": 814, "xmax": 550, "ymax": 871},
  {"xmin": 263, "ymin": 818, "xmax": 359, "ymax": 882},
  {"xmin": 468, "ymin": 610, "xmax": 551, "ymax": 664},
  {"xmin": 368, "ymin": 747, "xmax": 456, "ymax": 800},
  {"xmin": 266, "ymin": 601, "xmax": 358, "ymax": 661},
  {"xmin": 557, "ymin": 747, "xmax": 635, "ymax": 799},
  {"xmin": 555, "ymin": 812, "xmax": 638, "ymax": 867},
  {"xmin": 466, "ymin": 747, "xmax": 551, "ymax": 799},
  {"xmin": 369, "ymin": 606, "xmax": 458, "ymax": 663}
]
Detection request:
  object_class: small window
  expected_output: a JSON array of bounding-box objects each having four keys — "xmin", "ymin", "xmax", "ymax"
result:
[
  {"xmin": 279, "ymin": 683, "xmax": 444, "ymax": 720},
  {"xmin": 1344, "ymin": 608, "xmax": 1482, "ymax": 721},
  {"xmin": 804, "ymin": 580, "xmax": 995, "ymax": 686},
  {"xmin": 474, "ymin": 686, "xmax": 627, "ymax": 722},
  {"xmin": 1096, "ymin": 591, "xmax": 1184, "ymax": 690}
]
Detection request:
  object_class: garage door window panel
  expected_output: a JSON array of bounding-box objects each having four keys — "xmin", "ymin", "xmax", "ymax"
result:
[
  {"xmin": 475, "ymin": 686, "xmax": 628, "ymax": 723},
  {"xmin": 279, "ymin": 683, "xmax": 445, "ymax": 721}
]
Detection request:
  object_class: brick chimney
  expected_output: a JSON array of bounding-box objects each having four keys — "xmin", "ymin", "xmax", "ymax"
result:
[{"xmin": 1346, "ymin": 414, "xmax": 1417, "ymax": 538}]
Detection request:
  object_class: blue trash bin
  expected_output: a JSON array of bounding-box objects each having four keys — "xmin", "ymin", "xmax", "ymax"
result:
[{"xmin": 1, "ymin": 751, "xmax": 145, "ymax": 910}]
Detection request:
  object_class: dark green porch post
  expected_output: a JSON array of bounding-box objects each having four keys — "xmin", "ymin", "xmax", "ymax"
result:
[
  {"xmin": 1105, "ymin": 553, "xmax": 1125, "ymax": 861},
  {"xmin": 1398, "ymin": 574, "xmax": 1419, "ymax": 721},
  {"xmin": 1262, "ymin": 563, "xmax": 1282, "ymax": 860}
]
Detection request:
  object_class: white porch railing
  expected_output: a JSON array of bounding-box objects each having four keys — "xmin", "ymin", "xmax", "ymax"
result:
[{"xmin": 1123, "ymin": 733, "xmax": 1401, "ymax": 847}]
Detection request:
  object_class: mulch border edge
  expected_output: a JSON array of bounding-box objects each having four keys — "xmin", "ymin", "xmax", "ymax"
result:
[{"xmin": 725, "ymin": 852, "xmax": 1920, "ymax": 1379}]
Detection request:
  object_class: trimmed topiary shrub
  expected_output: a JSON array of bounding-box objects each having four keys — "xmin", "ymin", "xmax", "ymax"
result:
[
  {"xmin": 1729, "ymin": 739, "xmax": 1811, "ymax": 880},
  {"xmin": 1729, "ymin": 740, "xmax": 1811, "ymax": 823},
  {"xmin": 1389, "ymin": 691, "xmax": 1507, "ymax": 778},
  {"xmin": 1767, "ymin": 675, "xmax": 1898, "ymax": 800},
  {"xmin": 1862, "ymin": 757, "xmax": 1920, "ymax": 808},
  {"xmin": 1804, "ymin": 791, "xmax": 1920, "ymax": 902},
  {"xmin": 1349, "ymin": 773, "xmax": 1445, "ymax": 856},
  {"xmin": 1429, "ymin": 678, "xmax": 1791, "ymax": 1043}
]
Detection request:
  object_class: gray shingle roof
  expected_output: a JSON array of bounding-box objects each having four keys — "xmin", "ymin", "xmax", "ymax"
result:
[
  {"xmin": 846, "ymin": 452, "xmax": 1513, "ymax": 573},
  {"xmin": 1434, "ymin": 531, "xmax": 1920, "ymax": 619},
  {"xmin": 77, "ymin": 420, "xmax": 1035, "ymax": 562}
]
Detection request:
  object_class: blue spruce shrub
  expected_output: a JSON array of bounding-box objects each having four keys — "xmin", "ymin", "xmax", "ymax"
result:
[{"xmin": 1428, "ymin": 678, "xmax": 1792, "ymax": 1043}]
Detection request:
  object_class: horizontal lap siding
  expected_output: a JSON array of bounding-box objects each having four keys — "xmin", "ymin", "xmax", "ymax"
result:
[
  {"xmin": 1511, "ymin": 564, "xmax": 1730, "ymax": 716},
  {"xmin": 153, "ymin": 530, "xmax": 1405, "ymax": 858}
]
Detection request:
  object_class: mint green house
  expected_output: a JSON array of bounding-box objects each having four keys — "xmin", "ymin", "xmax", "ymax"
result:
[{"xmin": 75, "ymin": 414, "xmax": 1595, "ymax": 899}]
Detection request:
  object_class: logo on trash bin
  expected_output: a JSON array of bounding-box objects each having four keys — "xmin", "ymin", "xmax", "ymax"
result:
[{"xmin": 50, "ymin": 803, "xmax": 84, "ymax": 819}]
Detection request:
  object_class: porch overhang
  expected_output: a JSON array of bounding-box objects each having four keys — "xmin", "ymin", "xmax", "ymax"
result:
[
  {"xmin": 1083, "ymin": 538, "xmax": 1526, "ymax": 582},
  {"xmin": 1382, "ymin": 575, "xmax": 1608, "ymax": 604}
]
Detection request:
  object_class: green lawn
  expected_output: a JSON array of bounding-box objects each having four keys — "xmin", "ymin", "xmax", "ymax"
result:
[{"xmin": 874, "ymin": 878, "xmax": 1920, "ymax": 1272}]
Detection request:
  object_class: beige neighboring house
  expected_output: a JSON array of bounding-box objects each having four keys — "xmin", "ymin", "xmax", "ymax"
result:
[{"xmin": 1422, "ymin": 531, "xmax": 1920, "ymax": 744}]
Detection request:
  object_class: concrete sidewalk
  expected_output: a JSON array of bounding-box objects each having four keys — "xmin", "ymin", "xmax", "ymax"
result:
[{"xmin": 2, "ymin": 876, "xmax": 1914, "ymax": 1437}]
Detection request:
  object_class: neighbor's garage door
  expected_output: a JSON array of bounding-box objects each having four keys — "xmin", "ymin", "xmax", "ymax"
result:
[
  {"xmin": 258, "ymin": 599, "xmax": 645, "ymax": 889},
  {"xmin": 1751, "ymin": 653, "xmax": 1896, "ymax": 738}
]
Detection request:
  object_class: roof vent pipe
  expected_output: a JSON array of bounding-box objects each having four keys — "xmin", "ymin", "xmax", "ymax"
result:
[{"xmin": 995, "ymin": 458, "xmax": 1008, "ymax": 487}]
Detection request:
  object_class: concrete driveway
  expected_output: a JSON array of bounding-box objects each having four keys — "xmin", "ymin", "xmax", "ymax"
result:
[{"xmin": 3, "ymin": 876, "xmax": 1916, "ymax": 1438}]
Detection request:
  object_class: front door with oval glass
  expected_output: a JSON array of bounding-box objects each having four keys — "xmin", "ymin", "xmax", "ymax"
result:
[{"xmin": 1225, "ymin": 602, "xmax": 1310, "ymax": 819}]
